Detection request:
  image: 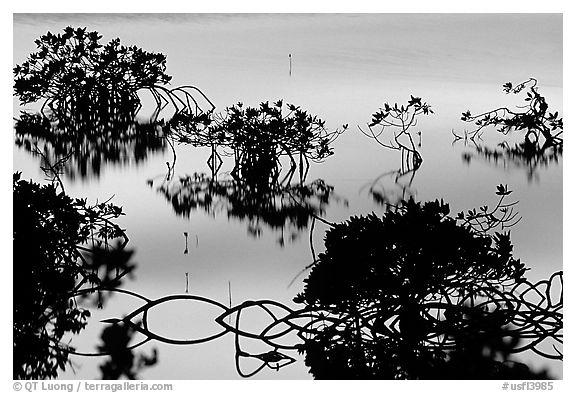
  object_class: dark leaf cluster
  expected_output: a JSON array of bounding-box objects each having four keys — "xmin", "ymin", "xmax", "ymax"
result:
[
  {"xmin": 369, "ymin": 96, "xmax": 433, "ymax": 128},
  {"xmin": 14, "ymin": 26, "xmax": 172, "ymax": 116},
  {"xmin": 97, "ymin": 321, "xmax": 158, "ymax": 380},
  {"xmin": 13, "ymin": 172, "xmax": 129, "ymax": 379},
  {"xmin": 461, "ymin": 79, "xmax": 562, "ymax": 148},
  {"xmin": 296, "ymin": 192, "xmax": 526, "ymax": 379},
  {"xmin": 363, "ymin": 96, "xmax": 432, "ymax": 169},
  {"xmin": 181, "ymin": 101, "xmax": 346, "ymax": 186}
]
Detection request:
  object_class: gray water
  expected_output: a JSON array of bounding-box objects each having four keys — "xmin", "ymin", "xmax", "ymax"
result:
[{"xmin": 13, "ymin": 13, "xmax": 562, "ymax": 379}]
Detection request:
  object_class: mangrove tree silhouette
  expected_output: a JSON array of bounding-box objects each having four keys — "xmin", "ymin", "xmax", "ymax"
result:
[
  {"xmin": 360, "ymin": 96, "xmax": 432, "ymax": 168},
  {"xmin": 293, "ymin": 186, "xmax": 561, "ymax": 379},
  {"xmin": 14, "ymin": 27, "xmax": 214, "ymax": 123},
  {"xmin": 456, "ymin": 79, "xmax": 563, "ymax": 183},
  {"xmin": 13, "ymin": 172, "xmax": 134, "ymax": 379},
  {"xmin": 461, "ymin": 78, "xmax": 562, "ymax": 149},
  {"xmin": 168, "ymin": 100, "xmax": 346, "ymax": 185},
  {"xmin": 149, "ymin": 100, "xmax": 348, "ymax": 244}
]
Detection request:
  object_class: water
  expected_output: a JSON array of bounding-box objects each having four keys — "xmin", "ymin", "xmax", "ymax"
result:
[{"xmin": 13, "ymin": 14, "xmax": 563, "ymax": 379}]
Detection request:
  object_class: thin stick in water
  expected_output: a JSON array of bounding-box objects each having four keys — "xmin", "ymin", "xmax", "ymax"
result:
[
  {"xmin": 228, "ymin": 281, "xmax": 232, "ymax": 324},
  {"xmin": 184, "ymin": 232, "xmax": 189, "ymax": 254}
]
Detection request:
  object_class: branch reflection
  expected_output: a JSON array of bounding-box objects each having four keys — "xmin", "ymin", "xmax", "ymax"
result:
[
  {"xmin": 14, "ymin": 111, "xmax": 168, "ymax": 181},
  {"xmin": 149, "ymin": 172, "xmax": 340, "ymax": 246}
]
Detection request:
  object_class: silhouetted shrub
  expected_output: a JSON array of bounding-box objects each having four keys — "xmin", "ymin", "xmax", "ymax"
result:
[
  {"xmin": 361, "ymin": 96, "xmax": 432, "ymax": 167},
  {"xmin": 13, "ymin": 172, "xmax": 130, "ymax": 379},
  {"xmin": 461, "ymin": 78, "xmax": 562, "ymax": 148},
  {"xmin": 13, "ymin": 27, "xmax": 171, "ymax": 116},
  {"xmin": 97, "ymin": 321, "xmax": 158, "ymax": 380},
  {"xmin": 194, "ymin": 100, "xmax": 346, "ymax": 185},
  {"xmin": 295, "ymin": 192, "xmax": 529, "ymax": 379},
  {"xmin": 427, "ymin": 322, "xmax": 551, "ymax": 379}
]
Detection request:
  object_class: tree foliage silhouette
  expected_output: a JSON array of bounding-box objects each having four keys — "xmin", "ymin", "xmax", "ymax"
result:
[
  {"xmin": 13, "ymin": 172, "xmax": 131, "ymax": 379},
  {"xmin": 295, "ymin": 187, "xmax": 534, "ymax": 379},
  {"xmin": 97, "ymin": 321, "xmax": 158, "ymax": 380},
  {"xmin": 461, "ymin": 78, "xmax": 562, "ymax": 148},
  {"xmin": 361, "ymin": 96, "xmax": 432, "ymax": 168},
  {"xmin": 14, "ymin": 27, "xmax": 171, "ymax": 117},
  {"xmin": 171, "ymin": 100, "xmax": 346, "ymax": 186}
]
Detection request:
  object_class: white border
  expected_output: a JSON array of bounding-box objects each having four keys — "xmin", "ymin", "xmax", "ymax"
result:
[{"xmin": 2, "ymin": 2, "xmax": 572, "ymax": 392}]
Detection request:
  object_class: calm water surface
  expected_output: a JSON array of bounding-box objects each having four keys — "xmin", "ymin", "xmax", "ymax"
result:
[{"xmin": 13, "ymin": 14, "xmax": 562, "ymax": 379}]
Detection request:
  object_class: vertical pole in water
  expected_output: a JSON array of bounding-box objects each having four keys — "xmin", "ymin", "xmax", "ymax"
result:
[
  {"xmin": 185, "ymin": 272, "xmax": 189, "ymax": 293},
  {"xmin": 228, "ymin": 281, "xmax": 232, "ymax": 324},
  {"xmin": 184, "ymin": 232, "xmax": 189, "ymax": 254},
  {"xmin": 289, "ymin": 54, "xmax": 292, "ymax": 77}
]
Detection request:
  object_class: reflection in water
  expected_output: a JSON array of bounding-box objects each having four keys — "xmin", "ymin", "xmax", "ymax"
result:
[
  {"xmin": 78, "ymin": 245, "xmax": 137, "ymax": 309},
  {"xmin": 71, "ymin": 187, "xmax": 562, "ymax": 379},
  {"xmin": 75, "ymin": 270, "xmax": 562, "ymax": 379},
  {"xmin": 153, "ymin": 100, "xmax": 348, "ymax": 244},
  {"xmin": 427, "ymin": 315, "xmax": 552, "ymax": 379},
  {"xmin": 13, "ymin": 172, "xmax": 134, "ymax": 379},
  {"xmin": 455, "ymin": 79, "xmax": 563, "ymax": 183},
  {"xmin": 362, "ymin": 165, "xmax": 419, "ymax": 209},
  {"xmin": 295, "ymin": 188, "xmax": 561, "ymax": 379},
  {"xmin": 457, "ymin": 78, "xmax": 563, "ymax": 182},
  {"xmin": 12, "ymin": 22, "xmax": 562, "ymax": 380},
  {"xmin": 149, "ymin": 172, "xmax": 340, "ymax": 246},
  {"xmin": 13, "ymin": 26, "xmax": 215, "ymax": 182},
  {"xmin": 97, "ymin": 321, "xmax": 158, "ymax": 380},
  {"xmin": 70, "ymin": 290, "xmax": 301, "ymax": 378},
  {"xmin": 460, "ymin": 139, "xmax": 563, "ymax": 182},
  {"xmin": 359, "ymin": 97, "xmax": 428, "ymax": 209},
  {"xmin": 14, "ymin": 111, "xmax": 168, "ymax": 181}
]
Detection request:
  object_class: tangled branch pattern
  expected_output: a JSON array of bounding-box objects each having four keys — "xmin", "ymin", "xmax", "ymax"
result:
[{"xmin": 68, "ymin": 270, "xmax": 562, "ymax": 377}]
